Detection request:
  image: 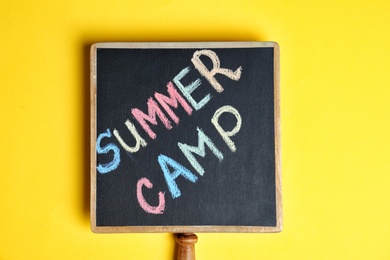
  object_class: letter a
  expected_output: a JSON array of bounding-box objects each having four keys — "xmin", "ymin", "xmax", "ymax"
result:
[{"xmin": 158, "ymin": 154, "xmax": 198, "ymax": 199}]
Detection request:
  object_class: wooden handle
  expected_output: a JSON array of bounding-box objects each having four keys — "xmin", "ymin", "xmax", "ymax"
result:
[{"xmin": 175, "ymin": 233, "xmax": 198, "ymax": 260}]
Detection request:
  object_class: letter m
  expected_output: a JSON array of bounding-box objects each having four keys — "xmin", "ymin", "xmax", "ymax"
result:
[
  {"xmin": 132, "ymin": 98, "xmax": 172, "ymax": 139},
  {"xmin": 154, "ymin": 82, "xmax": 193, "ymax": 124},
  {"xmin": 178, "ymin": 127, "xmax": 223, "ymax": 176}
]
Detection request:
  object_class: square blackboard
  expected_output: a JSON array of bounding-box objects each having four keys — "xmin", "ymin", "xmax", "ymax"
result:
[{"xmin": 90, "ymin": 42, "xmax": 281, "ymax": 232}]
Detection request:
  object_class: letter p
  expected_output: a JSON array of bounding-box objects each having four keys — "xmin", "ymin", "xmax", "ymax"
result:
[{"xmin": 211, "ymin": 105, "xmax": 242, "ymax": 152}]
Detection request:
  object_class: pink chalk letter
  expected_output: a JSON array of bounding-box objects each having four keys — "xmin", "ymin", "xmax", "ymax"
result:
[
  {"xmin": 154, "ymin": 82, "xmax": 193, "ymax": 124},
  {"xmin": 132, "ymin": 98, "xmax": 172, "ymax": 139},
  {"xmin": 136, "ymin": 177, "xmax": 166, "ymax": 214}
]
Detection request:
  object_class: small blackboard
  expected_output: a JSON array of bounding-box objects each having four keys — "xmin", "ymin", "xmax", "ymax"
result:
[{"xmin": 90, "ymin": 42, "xmax": 282, "ymax": 233}]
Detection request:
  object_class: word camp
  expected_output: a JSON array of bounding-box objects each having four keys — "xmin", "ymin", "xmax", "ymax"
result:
[{"xmin": 96, "ymin": 49, "xmax": 243, "ymax": 214}]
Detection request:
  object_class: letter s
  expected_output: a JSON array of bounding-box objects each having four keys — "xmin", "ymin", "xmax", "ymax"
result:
[{"xmin": 96, "ymin": 128, "xmax": 121, "ymax": 174}]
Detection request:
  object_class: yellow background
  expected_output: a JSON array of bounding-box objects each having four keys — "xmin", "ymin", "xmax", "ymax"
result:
[{"xmin": 1, "ymin": 0, "xmax": 389, "ymax": 259}]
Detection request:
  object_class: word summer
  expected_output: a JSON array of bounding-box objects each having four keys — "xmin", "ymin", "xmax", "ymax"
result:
[{"xmin": 96, "ymin": 49, "xmax": 243, "ymax": 214}]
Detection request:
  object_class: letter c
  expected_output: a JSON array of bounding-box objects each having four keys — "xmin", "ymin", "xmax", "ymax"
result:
[{"xmin": 136, "ymin": 177, "xmax": 166, "ymax": 214}]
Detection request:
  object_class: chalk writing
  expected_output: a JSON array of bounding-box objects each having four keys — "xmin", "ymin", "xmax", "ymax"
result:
[
  {"xmin": 178, "ymin": 127, "xmax": 224, "ymax": 176},
  {"xmin": 96, "ymin": 49, "xmax": 243, "ymax": 214},
  {"xmin": 131, "ymin": 98, "xmax": 173, "ymax": 139},
  {"xmin": 211, "ymin": 105, "xmax": 242, "ymax": 152},
  {"xmin": 137, "ymin": 177, "xmax": 165, "ymax": 214},
  {"xmin": 158, "ymin": 154, "xmax": 198, "ymax": 199},
  {"xmin": 96, "ymin": 129, "xmax": 120, "ymax": 174},
  {"xmin": 173, "ymin": 67, "xmax": 210, "ymax": 111},
  {"xmin": 192, "ymin": 49, "xmax": 242, "ymax": 93},
  {"xmin": 113, "ymin": 120, "xmax": 147, "ymax": 153},
  {"xmin": 154, "ymin": 81, "xmax": 193, "ymax": 124}
]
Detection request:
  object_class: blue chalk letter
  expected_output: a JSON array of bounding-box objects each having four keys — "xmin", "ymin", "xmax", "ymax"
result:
[
  {"xmin": 96, "ymin": 128, "xmax": 121, "ymax": 174},
  {"xmin": 158, "ymin": 154, "xmax": 198, "ymax": 199}
]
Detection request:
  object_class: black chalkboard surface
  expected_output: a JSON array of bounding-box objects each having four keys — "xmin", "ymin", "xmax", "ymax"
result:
[{"xmin": 90, "ymin": 42, "xmax": 281, "ymax": 233}]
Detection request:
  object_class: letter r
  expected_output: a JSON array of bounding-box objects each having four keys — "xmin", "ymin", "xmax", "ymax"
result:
[{"xmin": 191, "ymin": 50, "xmax": 242, "ymax": 93}]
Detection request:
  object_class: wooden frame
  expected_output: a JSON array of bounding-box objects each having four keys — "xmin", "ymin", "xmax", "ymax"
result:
[{"xmin": 90, "ymin": 42, "xmax": 282, "ymax": 233}]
